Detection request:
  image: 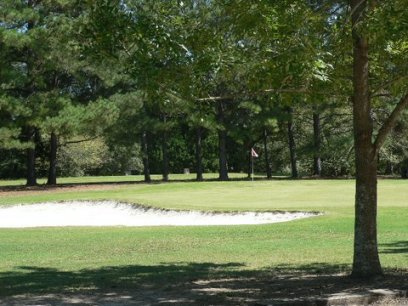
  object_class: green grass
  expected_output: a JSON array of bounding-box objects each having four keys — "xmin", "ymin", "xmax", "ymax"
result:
[
  {"xmin": 0, "ymin": 172, "xmax": 251, "ymax": 187},
  {"xmin": 0, "ymin": 177, "xmax": 407, "ymax": 296}
]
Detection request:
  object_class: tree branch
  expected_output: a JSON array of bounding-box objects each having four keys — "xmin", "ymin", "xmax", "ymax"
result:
[
  {"xmin": 370, "ymin": 75, "xmax": 408, "ymax": 98},
  {"xmin": 196, "ymin": 88, "xmax": 311, "ymax": 102},
  {"xmin": 374, "ymin": 93, "xmax": 408, "ymax": 156},
  {"xmin": 196, "ymin": 87, "xmax": 349, "ymax": 102},
  {"xmin": 61, "ymin": 137, "xmax": 99, "ymax": 146}
]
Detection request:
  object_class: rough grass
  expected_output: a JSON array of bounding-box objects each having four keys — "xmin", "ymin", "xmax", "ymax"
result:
[{"xmin": 0, "ymin": 177, "xmax": 406, "ymax": 301}]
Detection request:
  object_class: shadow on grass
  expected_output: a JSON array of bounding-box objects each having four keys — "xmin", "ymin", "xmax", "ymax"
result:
[
  {"xmin": 0, "ymin": 175, "xmax": 361, "ymax": 192},
  {"xmin": 2, "ymin": 173, "xmax": 406, "ymax": 192},
  {"xmin": 380, "ymin": 241, "xmax": 408, "ymax": 254},
  {"xmin": 0, "ymin": 262, "xmax": 406, "ymax": 305},
  {"xmin": 0, "ymin": 177, "xmax": 253, "ymax": 192}
]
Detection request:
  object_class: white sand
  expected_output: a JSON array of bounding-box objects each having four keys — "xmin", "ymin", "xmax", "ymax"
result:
[{"xmin": 0, "ymin": 201, "xmax": 320, "ymax": 228}]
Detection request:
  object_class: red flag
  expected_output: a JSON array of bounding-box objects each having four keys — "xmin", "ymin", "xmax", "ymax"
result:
[{"xmin": 251, "ymin": 148, "xmax": 259, "ymax": 158}]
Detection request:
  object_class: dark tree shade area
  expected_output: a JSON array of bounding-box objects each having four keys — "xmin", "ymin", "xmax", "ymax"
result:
[{"xmin": 1, "ymin": 0, "xmax": 408, "ymax": 278}]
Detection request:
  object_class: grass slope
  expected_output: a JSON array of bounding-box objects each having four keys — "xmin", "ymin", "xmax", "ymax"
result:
[{"xmin": 0, "ymin": 177, "xmax": 407, "ymax": 297}]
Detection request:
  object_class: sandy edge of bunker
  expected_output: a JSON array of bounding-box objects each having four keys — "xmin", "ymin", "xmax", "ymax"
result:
[{"xmin": 0, "ymin": 201, "xmax": 322, "ymax": 228}]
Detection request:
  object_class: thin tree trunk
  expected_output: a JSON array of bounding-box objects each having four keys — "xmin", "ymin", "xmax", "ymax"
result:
[
  {"xmin": 287, "ymin": 109, "xmax": 298, "ymax": 178},
  {"xmin": 26, "ymin": 147, "xmax": 37, "ymax": 186},
  {"xmin": 24, "ymin": 12, "xmax": 37, "ymax": 187},
  {"xmin": 247, "ymin": 148, "xmax": 252, "ymax": 179},
  {"xmin": 218, "ymin": 129, "xmax": 229, "ymax": 180},
  {"xmin": 350, "ymin": 0, "xmax": 382, "ymax": 278},
  {"xmin": 401, "ymin": 161, "xmax": 408, "ymax": 179},
  {"xmin": 384, "ymin": 161, "xmax": 393, "ymax": 175},
  {"xmin": 263, "ymin": 129, "xmax": 272, "ymax": 179},
  {"xmin": 217, "ymin": 101, "xmax": 229, "ymax": 181},
  {"xmin": 162, "ymin": 132, "xmax": 169, "ymax": 182},
  {"xmin": 25, "ymin": 3, "xmax": 36, "ymax": 187},
  {"xmin": 195, "ymin": 127, "xmax": 203, "ymax": 181},
  {"xmin": 47, "ymin": 132, "xmax": 58, "ymax": 185},
  {"xmin": 313, "ymin": 112, "xmax": 322, "ymax": 176},
  {"xmin": 141, "ymin": 131, "xmax": 151, "ymax": 183},
  {"xmin": 26, "ymin": 127, "xmax": 37, "ymax": 186}
]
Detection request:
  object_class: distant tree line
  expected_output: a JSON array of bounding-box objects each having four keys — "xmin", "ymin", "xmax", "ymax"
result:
[{"xmin": 1, "ymin": 1, "xmax": 407, "ymax": 184}]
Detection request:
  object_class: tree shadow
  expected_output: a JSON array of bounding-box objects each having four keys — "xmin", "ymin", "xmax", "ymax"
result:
[
  {"xmin": 2, "ymin": 174, "xmax": 407, "ymax": 192},
  {"xmin": 380, "ymin": 241, "xmax": 408, "ymax": 254},
  {"xmin": 1, "ymin": 175, "xmax": 340, "ymax": 192},
  {"xmin": 0, "ymin": 262, "xmax": 406, "ymax": 305}
]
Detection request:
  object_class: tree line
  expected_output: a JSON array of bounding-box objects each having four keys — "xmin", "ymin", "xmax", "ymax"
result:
[
  {"xmin": 1, "ymin": 1, "xmax": 407, "ymax": 184},
  {"xmin": 1, "ymin": 0, "xmax": 408, "ymax": 278}
]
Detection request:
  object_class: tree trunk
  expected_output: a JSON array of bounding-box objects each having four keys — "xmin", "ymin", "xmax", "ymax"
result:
[
  {"xmin": 287, "ymin": 109, "xmax": 298, "ymax": 178},
  {"xmin": 26, "ymin": 147, "xmax": 37, "ymax": 186},
  {"xmin": 401, "ymin": 161, "xmax": 408, "ymax": 179},
  {"xmin": 350, "ymin": 0, "xmax": 382, "ymax": 278},
  {"xmin": 141, "ymin": 132, "xmax": 151, "ymax": 183},
  {"xmin": 263, "ymin": 129, "xmax": 272, "ymax": 179},
  {"xmin": 162, "ymin": 131, "xmax": 169, "ymax": 182},
  {"xmin": 47, "ymin": 132, "xmax": 58, "ymax": 185},
  {"xmin": 26, "ymin": 127, "xmax": 37, "ymax": 186},
  {"xmin": 217, "ymin": 101, "xmax": 229, "ymax": 181},
  {"xmin": 352, "ymin": 148, "xmax": 382, "ymax": 278},
  {"xmin": 218, "ymin": 129, "xmax": 229, "ymax": 180},
  {"xmin": 247, "ymin": 148, "xmax": 252, "ymax": 179},
  {"xmin": 195, "ymin": 127, "xmax": 203, "ymax": 181},
  {"xmin": 384, "ymin": 161, "xmax": 393, "ymax": 175},
  {"xmin": 313, "ymin": 112, "xmax": 322, "ymax": 176}
]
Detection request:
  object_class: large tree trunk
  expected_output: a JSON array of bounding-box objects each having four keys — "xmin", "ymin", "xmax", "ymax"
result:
[
  {"xmin": 263, "ymin": 129, "xmax": 272, "ymax": 179},
  {"xmin": 287, "ymin": 109, "xmax": 298, "ymax": 178},
  {"xmin": 141, "ymin": 131, "xmax": 151, "ymax": 183},
  {"xmin": 195, "ymin": 127, "xmax": 203, "ymax": 181},
  {"xmin": 350, "ymin": 0, "xmax": 382, "ymax": 278},
  {"xmin": 26, "ymin": 127, "xmax": 37, "ymax": 186},
  {"xmin": 313, "ymin": 112, "xmax": 322, "ymax": 176},
  {"xmin": 47, "ymin": 132, "xmax": 58, "ymax": 185},
  {"xmin": 217, "ymin": 101, "xmax": 229, "ymax": 181}
]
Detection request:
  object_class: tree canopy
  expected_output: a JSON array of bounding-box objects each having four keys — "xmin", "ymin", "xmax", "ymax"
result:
[{"xmin": 1, "ymin": 0, "xmax": 408, "ymax": 278}]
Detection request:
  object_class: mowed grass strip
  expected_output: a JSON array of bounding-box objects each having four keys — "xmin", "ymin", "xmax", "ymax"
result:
[
  {"xmin": 0, "ymin": 173, "xmax": 251, "ymax": 187},
  {"xmin": 0, "ymin": 178, "xmax": 406, "ymax": 295}
]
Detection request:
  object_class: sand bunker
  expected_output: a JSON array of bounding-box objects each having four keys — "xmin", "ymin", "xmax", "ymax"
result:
[{"xmin": 0, "ymin": 201, "xmax": 320, "ymax": 228}]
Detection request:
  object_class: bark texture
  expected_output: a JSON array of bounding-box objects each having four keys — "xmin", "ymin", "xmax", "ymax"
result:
[{"xmin": 350, "ymin": 0, "xmax": 382, "ymax": 278}]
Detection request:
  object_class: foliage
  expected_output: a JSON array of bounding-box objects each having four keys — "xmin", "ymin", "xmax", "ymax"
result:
[
  {"xmin": 0, "ymin": 0, "xmax": 407, "ymax": 181},
  {"xmin": 57, "ymin": 138, "xmax": 143, "ymax": 177},
  {"xmin": 57, "ymin": 138, "xmax": 110, "ymax": 177}
]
